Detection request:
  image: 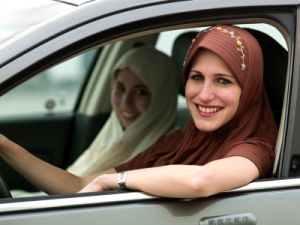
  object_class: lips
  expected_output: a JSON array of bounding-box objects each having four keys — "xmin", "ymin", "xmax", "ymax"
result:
[
  {"xmin": 198, "ymin": 106, "xmax": 223, "ymax": 113},
  {"xmin": 193, "ymin": 104, "xmax": 224, "ymax": 117},
  {"xmin": 121, "ymin": 112, "xmax": 138, "ymax": 119}
]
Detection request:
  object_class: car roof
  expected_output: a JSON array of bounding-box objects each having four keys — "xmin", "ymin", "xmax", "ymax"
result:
[
  {"xmin": 0, "ymin": 0, "xmax": 76, "ymax": 43},
  {"xmin": 52, "ymin": 0, "xmax": 97, "ymax": 6}
]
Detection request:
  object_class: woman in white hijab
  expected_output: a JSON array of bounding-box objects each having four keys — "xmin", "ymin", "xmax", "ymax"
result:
[
  {"xmin": 67, "ymin": 46, "xmax": 179, "ymax": 176},
  {"xmin": 0, "ymin": 46, "xmax": 179, "ymax": 196}
]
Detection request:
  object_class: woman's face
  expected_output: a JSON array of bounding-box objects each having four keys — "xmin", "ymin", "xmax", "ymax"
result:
[
  {"xmin": 185, "ymin": 50, "xmax": 242, "ymax": 132},
  {"xmin": 111, "ymin": 68, "xmax": 151, "ymax": 129}
]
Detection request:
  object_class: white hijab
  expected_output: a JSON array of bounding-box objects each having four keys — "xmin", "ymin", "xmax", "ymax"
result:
[{"xmin": 67, "ymin": 47, "xmax": 179, "ymax": 176}]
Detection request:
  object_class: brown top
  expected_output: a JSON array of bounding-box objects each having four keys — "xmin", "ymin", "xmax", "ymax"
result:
[
  {"xmin": 116, "ymin": 25, "xmax": 278, "ymax": 178},
  {"xmin": 116, "ymin": 121, "xmax": 274, "ymax": 177}
]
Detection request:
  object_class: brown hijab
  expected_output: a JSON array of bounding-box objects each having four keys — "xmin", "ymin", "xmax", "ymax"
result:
[{"xmin": 116, "ymin": 25, "xmax": 278, "ymax": 178}]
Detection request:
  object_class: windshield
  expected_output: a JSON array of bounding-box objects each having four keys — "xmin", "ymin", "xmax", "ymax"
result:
[{"xmin": 0, "ymin": 0, "xmax": 74, "ymax": 45}]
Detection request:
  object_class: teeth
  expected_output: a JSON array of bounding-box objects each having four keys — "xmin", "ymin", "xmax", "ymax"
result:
[
  {"xmin": 122, "ymin": 112, "xmax": 135, "ymax": 118},
  {"xmin": 198, "ymin": 106, "xmax": 220, "ymax": 113}
]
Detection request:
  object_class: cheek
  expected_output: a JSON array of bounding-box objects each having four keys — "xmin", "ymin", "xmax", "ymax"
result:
[
  {"xmin": 111, "ymin": 91, "xmax": 120, "ymax": 109},
  {"xmin": 223, "ymin": 88, "xmax": 241, "ymax": 112},
  {"xmin": 136, "ymin": 96, "xmax": 151, "ymax": 112},
  {"xmin": 185, "ymin": 81, "xmax": 199, "ymax": 101}
]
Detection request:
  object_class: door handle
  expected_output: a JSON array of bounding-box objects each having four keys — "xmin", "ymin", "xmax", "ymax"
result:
[{"xmin": 199, "ymin": 213, "xmax": 257, "ymax": 225}]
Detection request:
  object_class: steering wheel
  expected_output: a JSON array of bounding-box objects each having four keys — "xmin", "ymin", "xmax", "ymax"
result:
[{"xmin": 0, "ymin": 175, "xmax": 11, "ymax": 198}]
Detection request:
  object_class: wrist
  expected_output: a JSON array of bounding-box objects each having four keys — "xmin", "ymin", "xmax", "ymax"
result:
[
  {"xmin": 117, "ymin": 171, "xmax": 128, "ymax": 190},
  {"xmin": 99, "ymin": 173, "xmax": 119, "ymax": 191}
]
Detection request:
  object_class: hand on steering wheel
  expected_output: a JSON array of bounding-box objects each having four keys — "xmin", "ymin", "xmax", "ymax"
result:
[{"xmin": 0, "ymin": 175, "xmax": 11, "ymax": 198}]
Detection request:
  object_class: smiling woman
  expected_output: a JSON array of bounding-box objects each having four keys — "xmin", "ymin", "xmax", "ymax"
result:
[{"xmin": 67, "ymin": 46, "xmax": 179, "ymax": 175}]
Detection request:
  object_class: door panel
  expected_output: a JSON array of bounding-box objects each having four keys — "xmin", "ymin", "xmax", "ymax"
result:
[{"xmin": 0, "ymin": 188, "xmax": 298, "ymax": 224}]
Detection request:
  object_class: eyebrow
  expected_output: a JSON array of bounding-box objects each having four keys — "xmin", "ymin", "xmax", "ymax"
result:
[
  {"xmin": 115, "ymin": 81, "xmax": 149, "ymax": 89},
  {"xmin": 215, "ymin": 73, "xmax": 235, "ymax": 78},
  {"xmin": 190, "ymin": 70, "xmax": 234, "ymax": 78},
  {"xmin": 134, "ymin": 84, "xmax": 149, "ymax": 89}
]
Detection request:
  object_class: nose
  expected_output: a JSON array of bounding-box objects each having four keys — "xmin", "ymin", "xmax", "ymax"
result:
[
  {"xmin": 121, "ymin": 92, "xmax": 133, "ymax": 108},
  {"xmin": 198, "ymin": 81, "xmax": 215, "ymax": 101}
]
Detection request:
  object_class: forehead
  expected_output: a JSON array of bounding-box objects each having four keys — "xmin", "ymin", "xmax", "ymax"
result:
[
  {"xmin": 115, "ymin": 68, "xmax": 146, "ymax": 86},
  {"xmin": 190, "ymin": 49, "xmax": 234, "ymax": 75}
]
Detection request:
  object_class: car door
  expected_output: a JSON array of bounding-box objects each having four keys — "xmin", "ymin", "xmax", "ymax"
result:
[{"xmin": 0, "ymin": 0, "xmax": 299, "ymax": 224}]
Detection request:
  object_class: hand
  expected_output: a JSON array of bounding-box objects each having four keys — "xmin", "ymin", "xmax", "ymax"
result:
[{"xmin": 78, "ymin": 173, "xmax": 119, "ymax": 193}]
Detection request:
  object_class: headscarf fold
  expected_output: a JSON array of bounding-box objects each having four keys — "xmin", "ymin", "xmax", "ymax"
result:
[{"xmin": 67, "ymin": 46, "xmax": 179, "ymax": 176}]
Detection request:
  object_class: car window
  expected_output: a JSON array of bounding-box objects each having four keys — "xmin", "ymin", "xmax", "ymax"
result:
[
  {"xmin": 0, "ymin": 49, "xmax": 97, "ymax": 116},
  {"xmin": 0, "ymin": 19, "xmax": 289, "ymax": 200}
]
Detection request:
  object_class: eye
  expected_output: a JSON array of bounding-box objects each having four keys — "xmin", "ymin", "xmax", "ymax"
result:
[
  {"xmin": 189, "ymin": 73, "xmax": 204, "ymax": 81},
  {"xmin": 135, "ymin": 86, "xmax": 150, "ymax": 96},
  {"xmin": 114, "ymin": 82, "xmax": 125, "ymax": 92},
  {"xmin": 217, "ymin": 77, "xmax": 232, "ymax": 85}
]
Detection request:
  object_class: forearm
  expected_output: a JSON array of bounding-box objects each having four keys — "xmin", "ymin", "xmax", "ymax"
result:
[
  {"xmin": 81, "ymin": 157, "xmax": 259, "ymax": 198},
  {"xmin": 0, "ymin": 135, "xmax": 84, "ymax": 194},
  {"xmin": 125, "ymin": 158, "xmax": 259, "ymax": 198},
  {"xmin": 81, "ymin": 165, "xmax": 209, "ymax": 198},
  {"xmin": 125, "ymin": 165, "xmax": 208, "ymax": 198}
]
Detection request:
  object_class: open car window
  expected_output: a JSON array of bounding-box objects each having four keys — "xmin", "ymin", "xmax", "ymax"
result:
[{"xmin": 0, "ymin": 21, "xmax": 289, "ymax": 199}]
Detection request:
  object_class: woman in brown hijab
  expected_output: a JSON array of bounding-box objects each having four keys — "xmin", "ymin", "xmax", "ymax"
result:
[
  {"xmin": 2, "ymin": 25, "xmax": 278, "ymax": 198},
  {"xmin": 77, "ymin": 25, "xmax": 277, "ymax": 197}
]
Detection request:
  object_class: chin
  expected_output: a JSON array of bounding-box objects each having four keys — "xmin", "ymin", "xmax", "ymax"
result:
[{"xmin": 194, "ymin": 121, "xmax": 221, "ymax": 132}]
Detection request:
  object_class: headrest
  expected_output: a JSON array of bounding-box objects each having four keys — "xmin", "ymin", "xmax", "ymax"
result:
[
  {"xmin": 245, "ymin": 28, "xmax": 288, "ymax": 125},
  {"xmin": 171, "ymin": 31, "xmax": 198, "ymax": 96}
]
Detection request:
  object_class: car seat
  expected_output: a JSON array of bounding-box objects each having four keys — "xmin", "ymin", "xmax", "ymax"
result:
[
  {"xmin": 171, "ymin": 32, "xmax": 198, "ymax": 128},
  {"xmin": 246, "ymin": 28, "xmax": 288, "ymax": 126}
]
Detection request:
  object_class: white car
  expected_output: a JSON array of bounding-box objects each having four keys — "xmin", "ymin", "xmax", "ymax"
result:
[{"xmin": 0, "ymin": 0, "xmax": 299, "ymax": 224}]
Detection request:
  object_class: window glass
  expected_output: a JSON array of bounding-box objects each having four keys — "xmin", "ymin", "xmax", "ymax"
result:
[{"xmin": 0, "ymin": 49, "xmax": 97, "ymax": 116}]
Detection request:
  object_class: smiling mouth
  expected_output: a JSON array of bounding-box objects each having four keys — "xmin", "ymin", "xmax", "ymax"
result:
[
  {"xmin": 122, "ymin": 112, "xmax": 137, "ymax": 119},
  {"xmin": 198, "ymin": 105, "xmax": 223, "ymax": 114}
]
